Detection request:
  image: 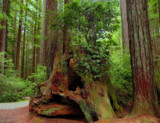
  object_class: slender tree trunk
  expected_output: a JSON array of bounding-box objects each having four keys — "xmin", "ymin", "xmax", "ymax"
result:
[
  {"xmin": 36, "ymin": 14, "xmax": 40, "ymax": 66},
  {"xmin": 36, "ymin": 46, "xmax": 40, "ymax": 65},
  {"xmin": 32, "ymin": 22, "xmax": 37, "ymax": 74},
  {"xmin": 40, "ymin": 0, "xmax": 47, "ymax": 66},
  {"xmin": 120, "ymin": 0, "xmax": 129, "ymax": 51},
  {"xmin": 12, "ymin": 16, "xmax": 17, "ymax": 65},
  {"xmin": 21, "ymin": 22, "xmax": 26, "ymax": 78},
  {"xmin": 35, "ymin": 0, "xmax": 41, "ymax": 67},
  {"xmin": 5, "ymin": 1, "xmax": 10, "ymax": 59},
  {"xmin": 16, "ymin": 0, "xmax": 23, "ymax": 77},
  {"xmin": 21, "ymin": 0, "xmax": 28, "ymax": 78},
  {"xmin": 126, "ymin": 0, "xmax": 160, "ymax": 117},
  {"xmin": 25, "ymin": 33, "xmax": 29, "ymax": 79},
  {"xmin": 0, "ymin": 0, "xmax": 8, "ymax": 74}
]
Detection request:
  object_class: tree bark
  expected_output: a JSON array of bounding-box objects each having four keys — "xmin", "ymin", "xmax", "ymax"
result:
[
  {"xmin": 32, "ymin": 22, "xmax": 37, "ymax": 75},
  {"xmin": 11, "ymin": 16, "xmax": 17, "ymax": 65},
  {"xmin": 36, "ymin": 13, "xmax": 41, "ymax": 66},
  {"xmin": 15, "ymin": 0, "xmax": 23, "ymax": 77},
  {"xmin": 5, "ymin": 0, "xmax": 10, "ymax": 59},
  {"xmin": 45, "ymin": 0, "xmax": 58, "ymax": 79},
  {"xmin": 40, "ymin": 0, "xmax": 47, "ymax": 66},
  {"xmin": 126, "ymin": 0, "xmax": 160, "ymax": 117},
  {"xmin": 120, "ymin": 0, "xmax": 129, "ymax": 51},
  {"xmin": 0, "ymin": 0, "xmax": 8, "ymax": 74},
  {"xmin": 25, "ymin": 33, "xmax": 30, "ymax": 79},
  {"xmin": 21, "ymin": 0, "xmax": 28, "ymax": 78}
]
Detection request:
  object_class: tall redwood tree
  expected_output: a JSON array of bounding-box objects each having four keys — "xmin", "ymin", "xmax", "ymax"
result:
[
  {"xmin": 45, "ymin": 0, "xmax": 57, "ymax": 79},
  {"xmin": 0, "ymin": 0, "xmax": 9, "ymax": 74},
  {"xmin": 126, "ymin": 0, "xmax": 160, "ymax": 116},
  {"xmin": 21, "ymin": 0, "xmax": 28, "ymax": 78},
  {"xmin": 16, "ymin": 0, "xmax": 23, "ymax": 76}
]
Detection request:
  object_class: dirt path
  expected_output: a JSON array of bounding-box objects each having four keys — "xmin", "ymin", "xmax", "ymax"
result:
[
  {"xmin": 0, "ymin": 106, "xmax": 86, "ymax": 123},
  {"xmin": 0, "ymin": 103, "xmax": 159, "ymax": 123},
  {"xmin": 0, "ymin": 107, "xmax": 29, "ymax": 123},
  {"xmin": 0, "ymin": 101, "xmax": 29, "ymax": 109}
]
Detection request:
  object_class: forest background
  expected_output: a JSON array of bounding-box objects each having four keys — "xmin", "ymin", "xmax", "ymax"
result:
[{"xmin": 0, "ymin": 0, "xmax": 159, "ymax": 115}]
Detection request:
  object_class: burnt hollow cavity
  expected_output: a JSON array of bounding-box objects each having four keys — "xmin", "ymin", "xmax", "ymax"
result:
[
  {"xmin": 67, "ymin": 58, "xmax": 84, "ymax": 91},
  {"xmin": 50, "ymin": 95, "xmax": 80, "ymax": 106},
  {"xmin": 49, "ymin": 95, "xmax": 99, "ymax": 121},
  {"xmin": 49, "ymin": 94, "xmax": 85, "ymax": 118}
]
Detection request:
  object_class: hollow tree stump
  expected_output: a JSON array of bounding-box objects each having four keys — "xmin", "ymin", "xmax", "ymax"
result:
[{"xmin": 29, "ymin": 58, "xmax": 115, "ymax": 122}]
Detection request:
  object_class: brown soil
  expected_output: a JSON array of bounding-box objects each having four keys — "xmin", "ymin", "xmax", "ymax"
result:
[
  {"xmin": 0, "ymin": 106, "xmax": 159, "ymax": 123},
  {"xmin": 0, "ymin": 106, "xmax": 86, "ymax": 123}
]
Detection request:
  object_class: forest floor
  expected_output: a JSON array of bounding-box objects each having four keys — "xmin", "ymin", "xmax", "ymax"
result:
[{"xmin": 0, "ymin": 102, "xmax": 159, "ymax": 123}]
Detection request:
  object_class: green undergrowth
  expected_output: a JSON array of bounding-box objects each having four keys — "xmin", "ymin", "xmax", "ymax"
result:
[
  {"xmin": 0, "ymin": 55, "xmax": 46, "ymax": 102},
  {"xmin": 110, "ymin": 48, "xmax": 133, "ymax": 106}
]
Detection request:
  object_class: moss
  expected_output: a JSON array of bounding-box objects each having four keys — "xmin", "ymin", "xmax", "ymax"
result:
[
  {"xmin": 40, "ymin": 86, "xmax": 46, "ymax": 94},
  {"xmin": 40, "ymin": 108, "xmax": 62, "ymax": 116},
  {"xmin": 80, "ymin": 101, "xmax": 93, "ymax": 122}
]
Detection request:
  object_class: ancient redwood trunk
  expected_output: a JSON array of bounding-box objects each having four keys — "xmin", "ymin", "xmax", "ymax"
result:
[
  {"xmin": 45, "ymin": 0, "xmax": 58, "ymax": 79},
  {"xmin": 120, "ymin": 0, "xmax": 129, "ymax": 51},
  {"xmin": 126, "ymin": 0, "xmax": 160, "ymax": 117},
  {"xmin": 16, "ymin": 0, "xmax": 23, "ymax": 76},
  {"xmin": 0, "ymin": 0, "xmax": 8, "ymax": 74}
]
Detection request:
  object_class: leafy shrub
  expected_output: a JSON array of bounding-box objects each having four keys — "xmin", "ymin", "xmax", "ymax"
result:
[
  {"xmin": 27, "ymin": 65, "xmax": 47, "ymax": 83},
  {"xmin": 58, "ymin": 0, "xmax": 120, "ymax": 79},
  {"xmin": 0, "ymin": 54, "xmax": 46, "ymax": 102},
  {"xmin": 22, "ymin": 65, "xmax": 46, "ymax": 96},
  {"xmin": 0, "ymin": 74, "xmax": 26, "ymax": 102},
  {"xmin": 110, "ymin": 49, "xmax": 133, "ymax": 105}
]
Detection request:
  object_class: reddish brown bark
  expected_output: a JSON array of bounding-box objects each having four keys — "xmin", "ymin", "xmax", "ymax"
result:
[
  {"xmin": 0, "ymin": 0, "xmax": 8, "ymax": 74},
  {"xmin": 21, "ymin": 26, "xmax": 26, "ymax": 78},
  {"xmin": 36, "ymin": 14, "xmax": 40, "ymax": 66},
  {"xmin": 46, "ymin": 0, "xmax": 58, "ymax": 79},
  {"xmin": 21, "ymin": 0, "xmax": 28, "ymax": 78},
  {"xmin": 0, "ymin": 0, "xmax": 8, "ymax": 52},
  {"xmin": 25, "ymin": 35, "xmax": 29, "ymax": 79},
  {"xmin": 15, "ymin": 0, "xmax": 23, "ymax": 76},
  {"xmin": 32, "ymin": 22, "xmax": 37, "ymax": 74},
  {"xmin": 12, "ymin": 16, "xmax": 17, "ymax": 65},
  {"xmin": 126, "ymin": 0, "xmax": 160, "ymax": 117}
]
